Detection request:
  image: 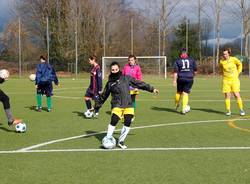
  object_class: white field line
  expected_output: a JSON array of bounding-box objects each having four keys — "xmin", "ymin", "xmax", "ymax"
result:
[
  {"xmin": 16, "ymin": 118, "xmax": 249, "ymax": 152},
  {"xmin": 2, "ymin": 146, "xmax": 250, "ymax": 154}
]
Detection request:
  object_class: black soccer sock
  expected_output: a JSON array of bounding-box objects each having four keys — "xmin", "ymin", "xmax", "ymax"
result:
[
  {"xmin": 124, "ymin": 114, "xmax": 133, "ymax": 127},
  {"xmin": 85, "ymin": 99, "xmax": 92, "ymax": 110},
  {"xmin": 0, "ymin": 90, "xmax": 10, "ymax": 109}
]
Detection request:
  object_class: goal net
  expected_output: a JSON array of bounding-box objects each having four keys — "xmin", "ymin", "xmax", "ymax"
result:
[{"xmin": 102, "ymin": 56, "xmax": 167, "ymax": 79}]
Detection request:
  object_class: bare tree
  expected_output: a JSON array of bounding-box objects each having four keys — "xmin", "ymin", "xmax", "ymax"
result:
[
  {"xmin": 201, "ymin": 18, "xmax": 213, "ymax": 56},
  {"xmin": 227, "ymin": 0, "xmax": 250, "ymax": 57},
  {"xmin": 160, "ymin": 0, "xmax": 181, "ymax": 56}
]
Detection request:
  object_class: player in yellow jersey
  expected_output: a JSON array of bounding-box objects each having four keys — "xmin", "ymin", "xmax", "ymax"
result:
[{"xmin": 219, "ymin": 48, "xmax": 245, "ymax": 116}]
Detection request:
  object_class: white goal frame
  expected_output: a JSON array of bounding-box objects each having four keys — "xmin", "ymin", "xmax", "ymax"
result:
[{"xmin": 102, "ymin": 56, "xmax": 167, "ymax": 79}]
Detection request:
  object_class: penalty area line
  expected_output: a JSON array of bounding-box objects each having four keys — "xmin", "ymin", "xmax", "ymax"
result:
[
  {"xmin": 17, "ymin": 118, "xmax": 250, "ymax": 152},
  {"xmin": 2, "ymin": 147, "xmax": 250, "ymax": 154}
]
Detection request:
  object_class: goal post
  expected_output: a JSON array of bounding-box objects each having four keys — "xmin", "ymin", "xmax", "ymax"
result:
[{"xmin": 102, "ymin": 56, "xmax": 167, "ymax": 79}]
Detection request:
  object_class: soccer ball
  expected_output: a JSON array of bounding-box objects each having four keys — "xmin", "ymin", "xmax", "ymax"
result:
[
  {"xmin": 0, "ymin": 69, "xmax": 9, "ymax": 79},
  {"xmin": 102, "ymin": 136, "xmax": 116, "ymax": 149},
  {"xmin": 183, "ymin": 105, "xmax": 191, "ymax": 113},
  {"xmin": 29, "ymin": 74, "xmax": 36, "ymax": 81},
  {"xmin": 15, "ymin": 122, "xmax": 27, "ymax": 133}
]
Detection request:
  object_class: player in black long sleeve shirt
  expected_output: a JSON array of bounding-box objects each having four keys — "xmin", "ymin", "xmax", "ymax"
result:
[
  {"xmin": 0, "ymin": 77, "xmax": 22, "ymax": 126},
  {"xmin": 95, "ymin": 61, "xmax": 159, "ymax": 149}
]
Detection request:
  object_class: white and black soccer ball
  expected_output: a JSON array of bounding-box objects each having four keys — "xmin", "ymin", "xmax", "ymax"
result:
[
  {"xmin": 29, "ymin": 74, "xmax": 36, "ymax": 81},
  {"xmin": 102, "ymin": 136, "xmax": 116, "ymax": 149},
  {"xmin": 0, "ymin": 69, "xmax": 10, "ymax": 79},
  {"xmin": 183, "ymin": 105, "xmax": 191, "ymax": 113},
  {"xmin": 15, "ymin": 122, "xmax": 27, "ymax": 133}
]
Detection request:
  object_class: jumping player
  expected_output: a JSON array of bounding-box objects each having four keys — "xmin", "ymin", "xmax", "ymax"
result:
[
  {"xmin": 84, "ymin": 55, "xmax": 102, "ymax": 118},
  {"xmin": 173, "ymin": 48, "xmax": 197, "ymax": 114},
  {"xmin": 219, "ymin": 48, "xmax": 245, "ymax": 116},
  {"xmin": 35, "ymin": 55, "xmax": 59, "ymax": 112},
  {"xmin": 95, "ymin": 61, "xmax": 159, "ymax": 149}
]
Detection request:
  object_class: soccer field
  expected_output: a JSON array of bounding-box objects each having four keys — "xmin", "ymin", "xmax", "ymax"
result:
[{"xmin": 1, "ymin": 77, "xmax": 250, "ymax": 184}]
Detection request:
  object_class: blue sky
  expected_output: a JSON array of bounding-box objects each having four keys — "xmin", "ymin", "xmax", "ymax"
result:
[
  {"xmin": 0, "ymin": 0, "xmax": 242, "ymax": 39},
  {"xmin": 0, "ymin": 0, "xmax": 12, "ymax": 31}
]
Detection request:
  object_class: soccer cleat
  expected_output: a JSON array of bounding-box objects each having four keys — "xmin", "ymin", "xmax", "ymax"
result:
[
  {"xmin": 226, "ymin": 111, "xmax": 231, "ymax": 116},
  {"xmin": 240, "ymin": 110, "xmax": 245, "ymax": 116},
  {"xmin": 93, "ymin": 112, "xmax": 99, "ymax": 118},
  {"xmin": 117, "ymin": 142, "xmax": 127, "ymax": 149},
  {"xmin": 36, "ymin": 106, "xmax": 42, "ymax": 112},
  {"xmin": 84, "ymin": 110, "xmax": 93, "ymax": 118},
  {"xmin": 8, "ymin": 119, "xmax": 22, "ymax": 126},
  {"xmin": 47, "ymin": 108, "xmax": 52, "ymax": 112},
  {"xmin": 181, "ymin": 111, "xmax": 186, "ymax": 115}
]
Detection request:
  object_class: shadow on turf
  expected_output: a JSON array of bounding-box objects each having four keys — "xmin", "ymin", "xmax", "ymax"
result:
[
  {"xmin": 105, "ymin": 111, "xmax": 111, "ymax": 115},
  {"xmin": 0, "ymin": 124, "xmax": 16, "ymax": 133},
  {"xmin": 25, "ymin": 106, "xmax": 50, "ymax": 112},
  {"xmin": 72, "ymin": 111, "xmax": 84, "ymax": 117},
  {"xmin": 84, "ymin": 130, "xmax": 134, "ymax": 148},
  {"xmin": 191, "ymin": 108, "xmax": 225, "ymax": 115},
  {"xmin": 151, "ymin": 106, "xmax": 180, "ymax": 114}
]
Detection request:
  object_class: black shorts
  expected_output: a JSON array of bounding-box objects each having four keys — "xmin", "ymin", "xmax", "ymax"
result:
[
  {"xmin": 177, "ymin": 78, "xmax": 193, "ymax": 93},
  {"xmin": 37, "ymin": 81, "xmax": 53, "ymax": 97},
  {"xmin": 85, "ymin": 88, "xmax": 99, "ymax": 100}
]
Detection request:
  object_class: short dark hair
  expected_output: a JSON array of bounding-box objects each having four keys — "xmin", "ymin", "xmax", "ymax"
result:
[
  {"xmin": 89, "ymin": 55, "xmax": 97, "ymax": 61},
  {"xmin": 40, "ymin": 55, "xmax": 46, "ymax": 60},
  {"xmin": 223, "ymin": 48, "xmax": 232, "ymax": 54},
  {"xmin": 110, "ymin": 61, "xmax": 120, "ymax": 68},
  {"xmin": 128, "ymin": 54, "xmax": 136, "ymax": 60}
]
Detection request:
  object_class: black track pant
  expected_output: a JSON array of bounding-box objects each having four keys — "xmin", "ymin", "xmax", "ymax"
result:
[{"xmin": 0, "ymin": 90, "xmax": 10, "ymax": 109}]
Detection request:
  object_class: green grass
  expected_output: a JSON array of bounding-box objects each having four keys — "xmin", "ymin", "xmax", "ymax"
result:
[{"xmin": 1, "ymin": 76, "xmax": 250, "ymax": 184}]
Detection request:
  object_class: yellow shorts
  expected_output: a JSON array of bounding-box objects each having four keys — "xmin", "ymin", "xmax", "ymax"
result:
[
  {"xmin": 222, "ymin": 79, "xmax": 240, "ymax": 93},
  {"xmin": 130, "ymin": 89, "xmax": 139, "ymax": 95},
  {"xmin": 111, "ymin": 107, "xmax": 134, "ymax": 119}
]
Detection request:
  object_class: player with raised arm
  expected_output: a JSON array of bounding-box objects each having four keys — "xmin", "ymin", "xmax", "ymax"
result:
[
  {"xmin": 84, "ymin": 55, "xmax": 102, "ymax": 118},
  {"xmin": 219, "ymin": 48, "xmax": 245, "ymax": 116},
  {"xmin": 173, "ymin": 48, "xmax": 197, "ymax": 114},
  {"xmin": 95, "ymin": 61, "xmax": 159, "ymax": 149}
]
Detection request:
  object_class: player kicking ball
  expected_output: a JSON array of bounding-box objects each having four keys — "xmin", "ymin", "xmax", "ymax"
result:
[
  {"xmin": 0, "ymin": 70, "xmax": 22, "ymax": 127},
  {"xmin": 94, "ymin": 61, "xmax": 159, "ymax": 149}
]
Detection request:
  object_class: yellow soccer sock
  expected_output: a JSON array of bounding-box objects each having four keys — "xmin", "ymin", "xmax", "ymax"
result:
[
  {"xmin": 182, "ymin": 93, "xmax": 189, "ymax": 112},
  {"xmin": 225, "ymin": 99, "xmax": 231, "ymax": 112},
  {"xmin": 236, "ymin": 97, "xmax": 243, "ymax": 110},
  {"xmin": 175, "ymin": 93, "xmax": 181, "ymax": 108}
]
